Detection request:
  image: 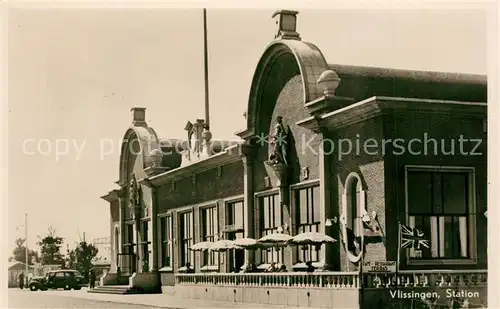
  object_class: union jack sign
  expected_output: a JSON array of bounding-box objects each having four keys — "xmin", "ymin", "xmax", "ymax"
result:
[{"xmin": 400, "ymin": 224, "xmax": 430, "ymax": 249}]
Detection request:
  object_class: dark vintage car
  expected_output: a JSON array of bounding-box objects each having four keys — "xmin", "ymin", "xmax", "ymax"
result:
[{"xmin": 28, "ymin": 270, "xmax": 86, "ymax": 291}]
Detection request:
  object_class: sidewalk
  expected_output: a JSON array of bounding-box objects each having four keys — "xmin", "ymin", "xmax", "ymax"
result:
[{"xmin": 43, "ymin": 288, "xmax": 292, "ymax": 308}]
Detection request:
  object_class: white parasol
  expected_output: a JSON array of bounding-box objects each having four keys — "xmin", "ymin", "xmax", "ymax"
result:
[
  {"xmin": 234, "ymin": 238, "xmax": 260, "ymax": 249},
  {"xmin": 189, "ymin": 241, "xmax": 213, "ymax": 251},
  {"xmin": 257, "ymin": 233, "xmax": 293, "ymax": 247},
  {"xmin": 287, "ymin": 232, "xmax": 337, "ymax": 246},
  {"xmin": 209, "ymin": 240, "xmax": 241, "ymax": 252}
]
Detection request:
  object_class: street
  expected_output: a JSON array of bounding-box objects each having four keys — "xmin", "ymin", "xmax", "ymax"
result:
[{"xmin": 7, "ymin": 289, "xmax": 165, "ymax": 309}]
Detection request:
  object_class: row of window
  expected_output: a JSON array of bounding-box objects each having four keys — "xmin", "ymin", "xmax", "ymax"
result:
[
  {"xmin": 157, "ymin": 186, "xmax": 325, "ymax": 269},
  {"xmin": 154, "ymin": 168, "xmax": 473, "ymax": 269}
]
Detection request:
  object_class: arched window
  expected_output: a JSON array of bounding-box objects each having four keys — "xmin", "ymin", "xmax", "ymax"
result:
[
  {"xmin": 342, "ymin": 173, "xmax": 366, "ymax": 263},
  {"xmin": 348, "ymin": 177, "xmax": 360, "ymax": 236},
  {"xmin": 345, "ymin": 175, "xmax": 363, "ymax": 236}
]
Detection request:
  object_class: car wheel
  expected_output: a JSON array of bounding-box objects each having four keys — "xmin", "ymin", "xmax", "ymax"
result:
[
  {"xmin": 29, "ymin": 285, "xmax": 38, "ymax": 291},
  {"xmin": 63, "ymin": 283, "xmax": 70, "ymax": 290}
]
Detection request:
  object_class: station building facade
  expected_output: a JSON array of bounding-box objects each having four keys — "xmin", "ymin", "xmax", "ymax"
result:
[{"xmin": 101, "ymin": 10, "xmax": 487, "ymax": 308}]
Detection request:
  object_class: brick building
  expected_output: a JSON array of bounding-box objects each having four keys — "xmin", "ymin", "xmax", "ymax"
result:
[{"xmin": 100, "ymin": 10, "xmax": 487, "ymax": 308}]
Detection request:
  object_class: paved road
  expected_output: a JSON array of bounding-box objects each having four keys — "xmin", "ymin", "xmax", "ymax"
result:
[{"xmin": 8, "ymin": 289, "xmax": 165, "ymax": 309}]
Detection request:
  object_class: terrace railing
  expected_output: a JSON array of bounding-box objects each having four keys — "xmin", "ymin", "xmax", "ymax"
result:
[
  {"xmin": 175, "ymin": 269, "xmax": 487, "ymax": 289},
  {"xmin": 364, "ymin": 269, "xmax": 487, "ymax": 289},
  {"xmin": 176, "ymin": 271, "xmax": 360, "ymax": 289}
]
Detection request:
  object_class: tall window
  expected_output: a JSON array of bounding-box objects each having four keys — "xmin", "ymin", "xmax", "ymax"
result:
[
  {"xmin": 179, "ymin": 212, "xmax": 194, "ymax": 267},
  {"xmin": 407, "ymin": 169, "xmax": 471, "ymax": 260},
  {"xmin": 295, "ymin": 186, "xmax": 321, "ymax": 262},
  {"xmin": 201, "ymin": 207, "xmax": 218, "ymax": 267},
  {"xmin": 227, "ymin": 201, "xmax": 244, "ymax": 232},
  {"xmin": 227, "ymin": 201, "xmax": 244, "ymax": 272},
  {"xmin": 141, "ymin": 221, "xmax": 149, "ymax": 263},
  {"xmin": 346, "ymin": 177, "xmax": 361, "ymax": 236},
  {"xmin": 160, "ymin": 216, "xmax": 173, "ymax": 268},
  {"xmin": 124, "ymin": 223, "xmax": 135, "ymax": 255},
  {"xmin": 259, "ymin": 194, "xmax": 283, "ymax": 264}
]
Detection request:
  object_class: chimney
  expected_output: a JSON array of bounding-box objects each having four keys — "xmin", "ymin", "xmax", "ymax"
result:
[
  {"xmin": 131, "ymin": 107, "xmax": 146, "ymax": 126},
  {"xmin": 272, "ymin": 9, "xmax": 300, "ymax": 40}
]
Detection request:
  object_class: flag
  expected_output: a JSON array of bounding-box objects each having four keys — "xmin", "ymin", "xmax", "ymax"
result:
[{"xmin": 400, "ymin": 224, "xmax": 430, "ymax": 249}]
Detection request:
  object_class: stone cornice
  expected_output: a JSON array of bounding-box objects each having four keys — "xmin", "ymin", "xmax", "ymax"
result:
[
  {"xmin": 145, "ymin": 144, "xmax": 244, "ymax": 187},
  {"xmin": 100, "ymin": 189, "xmax": 124, "ymax": 202},
  {"xmin": 297, "ymin": 96, "xmax": 487, "ymax": 131},
  {"xmin": 235, "ymin": 128, "xmax": 256, "ymax": 141}
]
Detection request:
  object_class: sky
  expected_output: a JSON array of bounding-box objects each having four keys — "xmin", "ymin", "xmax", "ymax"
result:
[{"xmin": 6, "ymin": 6, "xmax": 488, "ymax": 255}]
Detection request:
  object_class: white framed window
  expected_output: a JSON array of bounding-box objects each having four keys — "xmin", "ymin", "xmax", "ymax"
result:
[
  {"xmin": 200, "ymin": 206, "xmax": 218, "ymax": 267},
  {"xmin": 159, "ymin": 215, "xmax": 173, "ymax": 268},
  {"xmin": 294, "ymin": 185, "xmax": 321, "ymax": 263},
  {"xmin": 179, "ymin": 211, "xmax": 194, "ymax": 267},
  {"xmin": 405, "ymin": 166, "xmax": 477, "ymax": 265},
  {"xmin": 259, "ymin": 193, "xmax": 283, "ymax": 264},
  {"xmin": 226, "ymin": 200, "xmax": 244, "ymax": 272}
]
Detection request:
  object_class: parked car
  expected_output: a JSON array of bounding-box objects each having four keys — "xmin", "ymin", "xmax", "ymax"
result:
[{"xmin": 28, "ymin": 269, "xmax": 86, "ymax": 291}]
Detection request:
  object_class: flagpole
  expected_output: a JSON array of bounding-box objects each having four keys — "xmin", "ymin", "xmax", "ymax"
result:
[
  {"xmin": 359, "ymin": 216, "xmax": 364, "ymax": 309},
  {"xmin": 396, "ymin": 221, "xmax": 401, "ymax": 285},
  {"xmin": 203, "ymin": 8, "xmax": 210, "ymax": 128},
  {"xmin": 25, "ymin": 213, "xmax": 29, "ymax": 281}
]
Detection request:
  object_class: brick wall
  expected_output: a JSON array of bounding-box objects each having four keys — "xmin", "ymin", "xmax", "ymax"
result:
[
  {"xmin": 328, "ymin": 116, "xmax": 387, "ymax": 271},
  {"xmin": 252, "ymin": 53, "xmax": 320, "ymax": 192},
  {"xmin": 157, "ymin": 161, "xmax": 244, "ymax": 213}
]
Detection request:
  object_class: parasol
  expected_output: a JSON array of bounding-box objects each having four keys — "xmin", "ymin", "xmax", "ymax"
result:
[
  {"xmin": 209, "ymin": 239, "xmax": 241, "ymax": 252},
  {"xmin": 190, "ymin": 241, "xmax": 213, "ymax": 251}
]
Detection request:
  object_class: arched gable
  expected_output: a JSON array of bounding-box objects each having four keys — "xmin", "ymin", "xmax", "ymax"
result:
[
  {"xmin": 118, "ymin": 126, "xmax": 161, "ymax": 185},
  {"xmin": 245, "ymin": 40, "xmax": 330, "ymax": 138}
]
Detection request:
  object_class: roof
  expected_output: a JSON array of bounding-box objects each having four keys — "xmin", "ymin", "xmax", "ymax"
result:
[
  {"xmin": 328, "ymin": 64, "xmax": 486, "ymax": 84},
  {"xmin": 328, "ymin": 64, "xmax": 487, "ymax": 103}
]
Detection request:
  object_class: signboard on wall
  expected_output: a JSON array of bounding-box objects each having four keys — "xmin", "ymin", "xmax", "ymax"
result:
[{"xmin": 362, "ymin": 261, "xmax": 396, "ymax": 273}]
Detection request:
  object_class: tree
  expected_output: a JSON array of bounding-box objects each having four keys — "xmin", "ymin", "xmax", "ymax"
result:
[
  {"xmin": 37, "ymin": 226, "xmax": 65, "ymax": 266},
  {"xmin": 65, "ymin": 247, "xmax": 76, "ymax": 269},
  {"xmin": 11, "ymin": 238, "xmax": 39, "ymax": 265},
  {"xmin": 73, "ymin": 241, "xmax": 99, "ymax": 281}
]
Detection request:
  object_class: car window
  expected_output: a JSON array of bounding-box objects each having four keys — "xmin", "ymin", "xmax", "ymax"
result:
[
  {"xmin": 65, "ymin": 272, "xmax": 74, "ymax": 277},
  {"xmin": 55, "ymin": 272, "xmax": 65, "ymax": 278}
]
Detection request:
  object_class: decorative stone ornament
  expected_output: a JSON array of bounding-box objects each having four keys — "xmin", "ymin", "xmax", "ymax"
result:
[
  {"xmin": 268, "ymin": 163, "xmax": 288, "ymax": 187},
  {"xmin": 264, "ymin": 176, "xmax": 271, "ymax": 188},
  {"xmin": 301, "ymin": 167, "xmax": 309, "ymax": 180},
  {"xmin": 268, "ymin": 116, "xmax": 288, "ymax": 165},
  {"xmin": 317, "ymin": 70, "xmax": 341, "ymax": 97},
  {"xmin": 128, "ymin": 174, "xmax": 140, "ymax": 206}
]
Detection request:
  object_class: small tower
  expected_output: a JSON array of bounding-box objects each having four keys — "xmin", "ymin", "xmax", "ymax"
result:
[{"xmin": 272, "ymin": 9, "xmax": 301, "ymax": 40}]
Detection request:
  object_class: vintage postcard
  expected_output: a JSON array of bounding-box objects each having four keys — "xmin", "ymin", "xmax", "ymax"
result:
[{"xmin": 2, "ymin": 1, "xmax": 495, "ymax": 308}]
